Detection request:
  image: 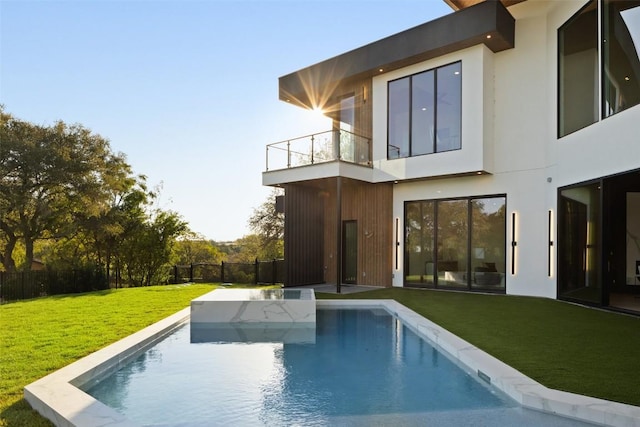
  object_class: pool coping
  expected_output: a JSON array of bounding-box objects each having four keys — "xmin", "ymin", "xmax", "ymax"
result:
[{"xmin": 24, "ymin": 300, "xmax": 640, "ymax": 427}]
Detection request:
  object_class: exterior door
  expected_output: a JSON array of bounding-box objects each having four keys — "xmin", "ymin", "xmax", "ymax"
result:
[
  {"xmin": 558, "ymin": 181, "xmax": 602, "ymax": 305},
  {"xmin": 342, "ymin": 220, "xmax": 357, "ymax": 284}
]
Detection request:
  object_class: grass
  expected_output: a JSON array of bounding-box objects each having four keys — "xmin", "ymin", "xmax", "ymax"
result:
[
  {"xmin": 0, "ymin": 284, "xmax": 219, "ymax": 427},
  {"xmin": 317, "ymin": 288, "xmax": 640, "ymax": 407},
  {"xmin": 1, "ymin": 285, "xmax": 638, "ymax": 426}
]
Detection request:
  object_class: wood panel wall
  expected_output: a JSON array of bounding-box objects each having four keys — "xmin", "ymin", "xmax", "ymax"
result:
[
  {"xmin": 323, "ymin": 179, "xmax": 393, "ymax": 287},
  {"xmin": 283, "ymin": 184, "xmax": 325, "ymax": 286}
]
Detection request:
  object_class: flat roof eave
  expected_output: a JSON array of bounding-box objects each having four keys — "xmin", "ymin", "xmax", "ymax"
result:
[{"xmin": 279, "ymin": 0, "xmax": 515, "ymax": 110}]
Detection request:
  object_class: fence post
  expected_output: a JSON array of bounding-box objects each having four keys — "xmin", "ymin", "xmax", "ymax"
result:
[
  {"xmin": 189, "ymin": 264, "xmax": 194, "ymax": 282},
  {"xmin": 173, "ymin": 265, "xmax": 178, "ymax": 284},
  {"xmin": 221, "ymin": 261, "xmax": 225, "ymax": 283},
  {"xmin": 254, "ymin": 258, "xmax": 259, "ymax": 285},
  {"xmin": 21, "ymin": 272, "xmax": 25, "ymax": 300}
]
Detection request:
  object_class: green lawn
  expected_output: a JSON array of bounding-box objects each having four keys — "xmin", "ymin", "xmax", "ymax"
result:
[
  {"xmin": 0, "ymin": 284, "xmax": 218, "ymax": 427},
  {"xmin": 1, "ymin": 285, "xmax": 638, "ymax": 426}
]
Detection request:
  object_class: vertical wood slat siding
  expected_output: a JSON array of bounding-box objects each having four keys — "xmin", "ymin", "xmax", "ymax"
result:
[
  {"xmin": 324, "ymin": 179, "xmax": 393, "ymax": 287},
  {"xmin": 283, "ymin": 78, "xmax": 381, "ymax": 287},
  {"xmin": 284, "ymin": 184, "xmax": 324, "ymax": 286}
]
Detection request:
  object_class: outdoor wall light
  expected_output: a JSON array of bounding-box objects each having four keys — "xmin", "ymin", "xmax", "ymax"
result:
[
  {"xmin": 548, "ymin": 209, "xmax": 554, "ymax": 277},
  {"xmin": 511, "ymin": 212, "xmax": 517, "ymax": 275},
  {"xmin": 395, "ymin": 218, "xmax": 400, "ymax": 270}
]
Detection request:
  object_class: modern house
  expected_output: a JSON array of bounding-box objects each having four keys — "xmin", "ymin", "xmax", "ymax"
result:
[{"xmin": 262, "ymin": 0, "xmax": 640, "ymax": 314}]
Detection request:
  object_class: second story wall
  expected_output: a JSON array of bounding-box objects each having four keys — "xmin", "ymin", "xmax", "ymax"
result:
[{"xmin": 371, "ymin": 44, "xmax": 495, "ymax": 182}]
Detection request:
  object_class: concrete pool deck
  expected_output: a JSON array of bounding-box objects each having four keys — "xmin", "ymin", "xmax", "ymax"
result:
[{"xmin": 24, "ymin": 298, "xmax": 640, "ymax": 427}]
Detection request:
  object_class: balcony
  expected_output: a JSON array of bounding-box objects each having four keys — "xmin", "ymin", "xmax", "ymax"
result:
[{"xmin": 265, "ymin": 130, "xmax": 371, "ymax": 172}]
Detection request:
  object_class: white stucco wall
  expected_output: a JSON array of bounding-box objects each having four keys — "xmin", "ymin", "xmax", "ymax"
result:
[
  {"xmin": 387, "ymin": 0, "xmax": 640, "ymax": 298},
  {"xmin": 371, "ymin": 44, "xmax": 493, "ymax": 181}
]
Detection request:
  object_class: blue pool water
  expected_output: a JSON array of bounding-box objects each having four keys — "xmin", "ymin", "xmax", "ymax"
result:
[{"xmin": 85, "ymin": 309, "xmax": 592, "ymax": 426}]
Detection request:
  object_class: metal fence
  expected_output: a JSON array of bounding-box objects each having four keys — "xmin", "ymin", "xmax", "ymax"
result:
[
  {"xmin": 172, "ymin": 259, "xmax": 285, "ymax": 285},
  {"xmin": 0, "ymin": 259, "xmax": 286, "ymax": 303},
  {"xmin": 0, "ymin": 268, "xmax": 109, "ymax": 303}
]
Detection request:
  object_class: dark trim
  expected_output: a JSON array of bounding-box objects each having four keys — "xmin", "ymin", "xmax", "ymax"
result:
[
  {"xmin": 511, "ymin": 212, "xmax": 517, "ymax": 275},
  {"xmin": 403, "ymin": 193, "xmax": 507, "ymax": 293},
  {"xmin": 548, "ymin": 209, "xmax": 554, "ymax": 277},
  {"xmin": 336, "ymin": 177, "xmax": 342, "ymax": 293},
  {"xmin": 280, "ymin": 0, "xmax": 515, "ymax": 109},
  {"xmin": 446, "ymin": 0, "xmax": 526, "ymax": 11},
  {"xmin": 395, "ymin": 217, "xmax": 399, "ymax": 270},
  {"xmin": 341, "ymin": 220, "xmax": 357, "ymax": 285}
]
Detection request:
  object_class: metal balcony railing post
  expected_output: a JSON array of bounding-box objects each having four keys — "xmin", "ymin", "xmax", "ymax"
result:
[
  {"xmin": 265, "ymin": 146, "xmax": 269, "ymax": 171},
  {"xmin": 287, "ymin": 141, "xmax": 291, "ymax": 168},
  {"xmin": 311, "ymin": 134, "xmax": 315, "ymax": 164}
]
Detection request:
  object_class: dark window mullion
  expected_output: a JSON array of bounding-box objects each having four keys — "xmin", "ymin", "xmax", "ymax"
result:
[
  {"xmin": 408, "ymin": 76, "xmax": 413, "ymax": 157},
  {"xmin": 467, "ymin": 199, "xmax": 472, "ymax": 290},
  {"xmin": 433, "ymin": 200, "xmax": 439, "ymax": 288},
  {"xmin": 433, "ymin": 69, "xmax": 438, "ymax": 153}
]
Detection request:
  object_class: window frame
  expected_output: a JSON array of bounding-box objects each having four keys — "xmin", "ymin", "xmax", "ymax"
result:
[
  {"xmin": 387, "ymin": 61, "xmax": 462, "ymax": 159},
  {"xmin": 557, "ymin": 0, "xmax": 640, "ymax": 138},
  {"xmin": 403, "ymin": 194, "xmax": 507, "ymax": 293}
]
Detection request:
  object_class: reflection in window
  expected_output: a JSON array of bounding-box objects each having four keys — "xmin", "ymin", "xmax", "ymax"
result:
[
  {"xmin": 558, "ymin": 183, "xmax": 601, "ymax": 304},
  {"xmin": 437, "ymin": 200, "xmax": 469, "ymax": 289},
  {"xmin": 436, "ymin": 63, "xmax": 462, "ymax": 152},
  {"xmin": 404, "ymin": 196, "xmax": 506, "ymax": 292},
  {"xmin": 558, "ymin": 0, "xmax": 598, "ymax": 137},
  {"xmin": 411, "ymin": 71, "xmax": 435, "ymax": 156},
  {"xmin": 388, "ymin": 62, "xmax": 461, "ymax": 159},
  {"xmin": 404, "ymin": 201, "xmax": 435, "ymax": 286},
  {"xmin": 558, "ymin": 0, "xmax": 640, "ymax": 137},
  {"xmin": 471, "ymin": 198, "xmax": 506, "ymax": 289},
  {"xmin": 388, "ymin": 79, "xmax": 410, "ymax": 158},
  {"xmin": 603, "ymin": 0, "xmax": 640, "ymax": 117}
]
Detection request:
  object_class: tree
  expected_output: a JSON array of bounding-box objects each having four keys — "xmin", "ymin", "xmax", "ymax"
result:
[
  {"xmin": 0, "ymin": 108, "xmax": 132, "ymax": 271},
  {"xmin": 247, "ymin": 188, "xmax": 284, "ymax": 260},
  {"xmin": 173, "ymin": 231, "xmax": 223, "ymax": 266},
  {"xmin": 118, "ymin": 209, "xmax": 187, "ymax": 286}
]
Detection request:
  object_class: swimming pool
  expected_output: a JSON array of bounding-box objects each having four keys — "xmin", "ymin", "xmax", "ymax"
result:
[
  {"xmin": 82, "ymin": 307, "xmax": 592, "ymax": 426},
  {"xmin": 25, "ymin": 299, "xmax": 640, "ymax": 426}
]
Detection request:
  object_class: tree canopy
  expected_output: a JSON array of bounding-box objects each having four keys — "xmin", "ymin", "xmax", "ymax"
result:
[
  {"xmin": 0, "ymin": 109, "xmax": 187, "ymax": 285},
  {"xmin": 1, "ymin": 109, "xmax": 285, "ymax": 286},
  {"xmin": 247, "ymin": 188, "xmax": 284, "ymax": 260}
]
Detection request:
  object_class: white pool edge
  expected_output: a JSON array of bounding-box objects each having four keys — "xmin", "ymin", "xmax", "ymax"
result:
[{"xmin": 24, "ymin": 301, "xmax": 640, "ymax": 427}]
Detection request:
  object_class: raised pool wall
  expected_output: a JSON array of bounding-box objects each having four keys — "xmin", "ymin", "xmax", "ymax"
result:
[{"xmin": 24, "ymin": 299, "xmax": 640, "ymax": 427}]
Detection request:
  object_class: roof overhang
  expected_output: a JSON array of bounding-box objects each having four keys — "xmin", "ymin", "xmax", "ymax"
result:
[
  {"xmin": 279, "ymin": 0, "xmax": 516, "ymax": 110},
  {"xmin": 444, "ymin": 0, "xmax": 527, "ymax": 12}
]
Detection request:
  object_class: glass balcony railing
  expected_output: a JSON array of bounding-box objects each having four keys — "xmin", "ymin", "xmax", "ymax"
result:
[{"xmin": 265, "ymin": 130, "xmax": 371, "ymax": 171}]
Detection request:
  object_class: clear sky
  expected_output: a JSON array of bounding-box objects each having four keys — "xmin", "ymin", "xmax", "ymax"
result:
[{"xmin": 1, "ymin": 0, "xmax": 452, "ymax": 242}]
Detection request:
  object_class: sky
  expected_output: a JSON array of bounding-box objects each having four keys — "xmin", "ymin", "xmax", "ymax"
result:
[{"xmin": 1, "ymin": 0, "xmax": 452, "ymax": 242}]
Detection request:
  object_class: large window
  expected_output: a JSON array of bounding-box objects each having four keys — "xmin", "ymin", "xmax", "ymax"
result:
[
  {"xmin": 388, "ymin": 62, "xmax": 461, "ymax": 159},
  {"xmin": 602, "ymin": 0, "xmax": 640, "ymax": 117},
  {"xmin": 559, "ymin": 0, "xmax": 640, "ymax": 137},
  {"xmin": 404, "ymin": 195, "xmax": 506, "ymax": 292}
]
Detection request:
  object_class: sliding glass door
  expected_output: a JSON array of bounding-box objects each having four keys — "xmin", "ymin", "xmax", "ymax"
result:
[
  {"xmin": 558, "ymin": 182, "xmax": 602, "ymax": 304},
  {"xmin": 404, "ymin": 195, "xmax": 506, "ymax": 292}
]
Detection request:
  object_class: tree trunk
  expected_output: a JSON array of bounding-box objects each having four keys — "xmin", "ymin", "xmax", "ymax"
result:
[
  {"xmin": 0, "ymin": 236, "xmax": 17, "ymax": 272},
  {"xmin": 24, "ymin": 236, "xmax": 35, "ymax": 271}
]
